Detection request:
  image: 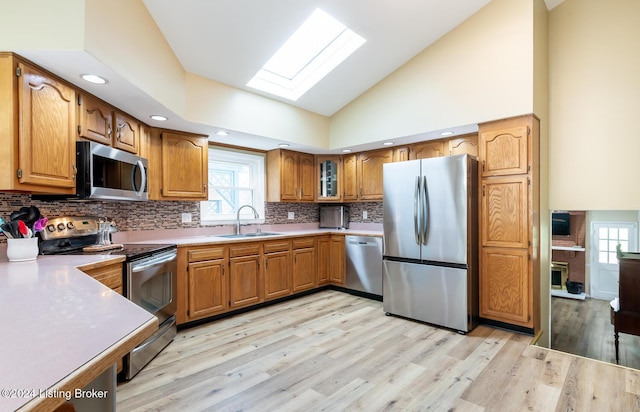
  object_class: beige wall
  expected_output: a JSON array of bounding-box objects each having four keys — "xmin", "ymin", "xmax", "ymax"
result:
[
  {"xmin": 0, "ymin": 0, "xmax": 85, "ymax": 49},
  {"xmin": 84, "ymin": 0, "xmax": 187, "ymax": 118},
  {"xmin": 185, "ymin": 73, "xmax": 329, "ymax": 147},
  {"xmin": 549, "ymin": 0, "xmax": 640, "ymax": 209},
  {"xmin": 329, "ymin": 0, "xmax": 535, "ymax": 148}
]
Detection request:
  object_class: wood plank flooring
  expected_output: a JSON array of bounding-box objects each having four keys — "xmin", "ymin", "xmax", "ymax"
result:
[
  {"xmin": 551, "ymin": 296, "xmax": 640, "ymax": 369},
  {"xmin": 117, "ymin": 291, "xmax": 640, "ymax": 411}
]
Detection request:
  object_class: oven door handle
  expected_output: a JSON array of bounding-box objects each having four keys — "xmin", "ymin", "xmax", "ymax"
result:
[
  {"xmin": 131, "ymin": 252, "xmax": 177, "ymax": 273},
  {"xmin": 131, "ymin": 316, "xmax": 176, "ymax": 355}
]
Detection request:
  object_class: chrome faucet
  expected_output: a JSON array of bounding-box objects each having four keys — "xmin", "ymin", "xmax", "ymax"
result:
[{"xmin": 236, "ymin": 204, "xmax": 259, "ymax": 235}]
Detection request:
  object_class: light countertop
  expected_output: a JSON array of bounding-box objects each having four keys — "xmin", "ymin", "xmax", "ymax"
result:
[
  {"xmin": 0, "ymin": 254, "xmax": 157, "ymax": 412},
  {"xmin": 117, "ymin": 227, "xmax": 383, "ymax": 247}
]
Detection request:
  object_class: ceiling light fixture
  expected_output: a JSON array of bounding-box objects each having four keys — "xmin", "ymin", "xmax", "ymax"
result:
[
  {"xmin": 278, "ymin": 143, "xmax": 290, "ymax": 148},
  {"xmin": 383, "ymin": 142, "xmax": 394, "ymax": 146},
  {"xmin": 342, "ymin": 149, "xmax": 352, "ymax": 153},
  {"xmin": 150, "ymin": 115, "xmax": 167, "ymax": 121},
  {"xmin": 215, "ymin": 130, "xmax": 229, "ymax": 136},
  {"xmin": 80, "ymin": 74, "xmax": 108, "ymax": 84},
  {"xmin": 247, "ymin": 8, "xmax": 366, "ymax": 101},
  {"xmin": 440, "ymin": 131, "xmax": 454, "ymax": 136}
]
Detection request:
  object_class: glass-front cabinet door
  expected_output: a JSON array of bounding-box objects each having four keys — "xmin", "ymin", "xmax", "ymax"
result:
[{"xmin": 316, "ymin": 156, "xmax": 342, "ymax": 202}]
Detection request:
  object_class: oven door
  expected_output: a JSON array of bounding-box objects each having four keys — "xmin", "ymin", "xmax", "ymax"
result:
[{"xmin": 126, "ymin": 249, "xmax": 177, "ymax": 324}]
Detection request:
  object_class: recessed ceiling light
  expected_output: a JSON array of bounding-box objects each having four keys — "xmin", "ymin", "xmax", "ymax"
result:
[
  {"xmin": 80, "ymin": 74, "xmax": 108, "ymax": 84},
  {"xmin": 342, "ymin": 149, "xmax": 352, "ymax": 153},
  {"xmin": 278, "ymin": 143, "xmax": 290, "ymax": 148},
  {"xmin": 440, "ymin": 131, "xmax": 454, "ymax": 136},
  {"xmin": 247, "ymin": 8, "xmax": 366, "ymax": 101},
  {"xmin": 150, "ymin": 115, "xmax": 167, "ymax": 121},
  {"xmin": 382, "ymin": 142, "xmax": 394, "ymax": 146},
  {"xmin": 215, "ymin": 130, "xmax": 229, "ymax": 136}
]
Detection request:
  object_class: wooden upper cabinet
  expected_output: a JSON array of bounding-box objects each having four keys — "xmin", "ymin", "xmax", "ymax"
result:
[
  {"xmin": 279, "ymin": 150, "xmax": 298, "ymax": 200},
  {"xmin": 448, "ymin": 134, "xmax": 478, "ymax": 157},
  {"xmin": 481, "ymin": 175, "xmax": 529, "ymax": 249},
  {"xmin": 409, "ymin": 141, "xmax": 444, "ymax": 160},
  {"xmin": 316, "ymin": 156, "xmax": 342, "ymax": 202},
  {"xmin": 113, "ymin": 111, "xmax": 140, "ymax": 154},
  {"xmin": 479, "ymin": 125, "xmax": 529, "ymax": 177},
  {"xmin": 159, "ymin": 132, "xmax": 208, "ymax": 200},
  {"xmin": 393, "ymin": 147, "xmax": 410, "ymax": 162},
  {"xmin": 78, "ymin": 94, "xmax": 145, "ymax": 155},
  {"xmin": 77, "ymin": 93, "xmax": 113, "ymax": 146},
  {"xmin": 342, "ymin": 153, "xmax": 358, "ymax": 201},
  {"xmin": 298, "ymin": 152, "xmax": 315, "ymax": 201},
  {"xmin": 357, "ymin": 148, "xmax": 394, "ymax": 200},
  {"xmin": 17, "ymin": 62, "xmax": 77, "ymax": 190},
  {"xmin": 266, "ymin": 149, "xmax": 315, "ymax": 202}
]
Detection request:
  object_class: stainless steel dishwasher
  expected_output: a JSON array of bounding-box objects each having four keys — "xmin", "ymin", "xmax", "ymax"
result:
[{"xmin": 345, "ymin": 235, "xmax": 383, "ymax": 297}]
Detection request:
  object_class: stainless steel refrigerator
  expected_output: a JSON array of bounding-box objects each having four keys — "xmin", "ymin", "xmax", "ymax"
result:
[{"xmin": 382, "ymin": 154, "xmax": 479, "ymax": 332}]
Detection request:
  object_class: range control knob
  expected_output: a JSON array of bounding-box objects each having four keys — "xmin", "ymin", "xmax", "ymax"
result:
[
  {"xmin": 47, "ymin": 224, "xmax": 56, "ymax": 232},
  {"xmin": 57, "ymin": 223, "xmax": 66, "ymax": 231},
  {"xmin": 66, "ymin": 222, "xmax": 74, "ymax": 230}
]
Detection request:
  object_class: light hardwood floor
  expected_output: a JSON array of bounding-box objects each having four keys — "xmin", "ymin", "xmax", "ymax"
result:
[
  {"xmin": 551, "ymin": 296, "xmax": 640, "ymax": 369},
  {"xmin": 118, "ymin": 291, "xmax": 640, "ymax": 411}
]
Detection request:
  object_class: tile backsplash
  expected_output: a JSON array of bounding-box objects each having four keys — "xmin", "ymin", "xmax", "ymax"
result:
[{"xmin": 0, "ymin": 192, "xmax": 383, "ymax": 242}]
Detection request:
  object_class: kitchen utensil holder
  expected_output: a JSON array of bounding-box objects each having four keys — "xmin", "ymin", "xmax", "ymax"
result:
[{"xmin": 6, "ymin": 237, "xmax": 39, "ymax": 262}]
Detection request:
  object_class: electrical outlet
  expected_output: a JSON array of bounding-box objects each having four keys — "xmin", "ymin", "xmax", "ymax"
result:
[
  {"xmin": 363, "ymin": 211, "xmax": 368, "ymax": 220},
  {"xmin": 288, "ymin": 211, "xmax": 295, "ymax": 220},
  {"xmin": 181, "ymin": 212, "xmax": 192, "ymax": 223}
]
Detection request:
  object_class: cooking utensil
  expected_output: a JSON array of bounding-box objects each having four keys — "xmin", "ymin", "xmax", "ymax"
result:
[
  {"xmin": 17, "ymin": 220, "xmax": 29, "ymax": 237},
  {"xmin": 1, "ymin": 222, "xmax": 19, "ymax": 238}
]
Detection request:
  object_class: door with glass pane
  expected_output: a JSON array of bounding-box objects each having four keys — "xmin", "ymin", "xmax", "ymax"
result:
[{"xmin": 590, "ymin": 222, "xmax": 638, "ymax": 300}]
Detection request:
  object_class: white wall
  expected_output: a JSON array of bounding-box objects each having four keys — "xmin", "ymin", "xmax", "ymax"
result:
[
  {"xmin": 329, "ymin": 0, "xmax": 535, "ymax": 148},
  {"xmin": 549, "ymin": 0, "xmax": 640, "ymax": 209}
]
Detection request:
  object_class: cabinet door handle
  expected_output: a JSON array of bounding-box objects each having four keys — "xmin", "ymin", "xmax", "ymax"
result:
[
  {"xmin": 203, "ymin": 184, "xmax": 206, "ymax": 193},
  {"xmin": 108, "ymin": 124, "xmax": 112, "ymax": 138}
]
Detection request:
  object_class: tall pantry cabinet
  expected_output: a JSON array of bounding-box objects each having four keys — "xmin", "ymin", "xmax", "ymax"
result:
[{"xmin": 478, "ymin": 115, "xmax": 540, "ymax": 332}]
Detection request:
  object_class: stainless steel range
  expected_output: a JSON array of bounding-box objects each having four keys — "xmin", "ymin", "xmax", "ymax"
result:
[{"xmin": 39, "ymin": 216, "xmax": 177, "ymax": 380}]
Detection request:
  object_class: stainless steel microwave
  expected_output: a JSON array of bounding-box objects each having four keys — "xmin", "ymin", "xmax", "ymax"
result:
[
  {"xmin": 75, "ymin": 141, "xmax": 148, "ymax": 201},
  {"xmin": 320, "ymin": 206, "xmax": 350, "ymax": 229}
]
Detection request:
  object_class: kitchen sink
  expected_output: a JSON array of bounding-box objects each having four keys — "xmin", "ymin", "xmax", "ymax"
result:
[{"xmin": 216, "ymin": 232, "xmax": 282, "ymax": 239}]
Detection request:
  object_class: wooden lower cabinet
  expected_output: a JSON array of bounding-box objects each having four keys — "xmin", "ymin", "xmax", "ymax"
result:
[
  {"xmin": 329, "ymin": 235, "xmax": 345, "ymax": 285},
  {"xmin": 317, "ymin": 236, "xmax": 330, "ymax": 285},
  {"xmin": 187, "ymin": 259, "xmax": 227, "ymax": 319},
  {"xmin": 177, "ymin": 234, "xmax": 347, "ymax": 325},
  {"xmin": 292, "ymin": 237, "xmax": 317, "ymax": 292},
  {"xmin": 263, "ymin": 239, "xmax": 292, "ymax": 301},
  {"xmin": 229, "ymin": 243, "xmax": 262, "ymax": 309},
  {"xmin": 79, "ymin": 262, "xmax": 123, "ymax": 295},
  {"xmin": 180, "ymin": 245, "xmax": 228, "ymax": 323},
  {"xmin": 79, "ymin": 261, "xmax": 124, "ymax": 373},
  {"xmin": 480, "ymin": 247, "xmax": 531, "ymax": 326}
]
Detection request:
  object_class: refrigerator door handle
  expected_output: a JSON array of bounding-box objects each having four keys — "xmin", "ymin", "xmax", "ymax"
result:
[
  {"xmin": 414, "ymin": 176, "xmax": 420, "ymax": 244},
  {"xmin": 422, "ymin": 175, "xmax": 429, "ymax": 245}
]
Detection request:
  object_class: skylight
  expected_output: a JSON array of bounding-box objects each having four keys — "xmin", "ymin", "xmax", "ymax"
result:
[{"xmin": 247, "ymin": 8, "xmax": 366, "ymax": 101}]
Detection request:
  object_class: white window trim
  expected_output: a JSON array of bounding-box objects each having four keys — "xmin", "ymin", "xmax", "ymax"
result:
[{"xmin": 200, "ymin": 147, "xmax": 266, "ymax": 225}]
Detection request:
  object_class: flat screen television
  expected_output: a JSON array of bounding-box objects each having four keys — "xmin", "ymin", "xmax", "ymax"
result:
[{"xmin": 552, "ymin": 212, "xmax": 571, "ymax": 236}]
